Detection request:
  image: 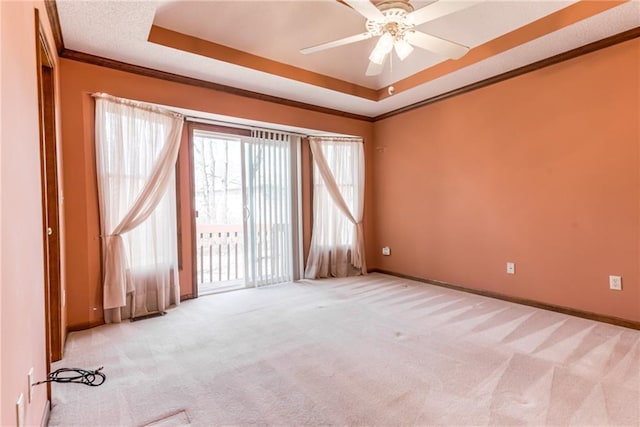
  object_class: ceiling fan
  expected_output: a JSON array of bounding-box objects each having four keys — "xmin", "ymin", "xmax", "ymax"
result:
[{"xmin": 300, "ymin": 0, "xmax": 478, "ymax": 76}]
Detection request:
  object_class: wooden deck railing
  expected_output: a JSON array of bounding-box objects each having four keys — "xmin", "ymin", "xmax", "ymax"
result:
[
  {"xmin": 196, "ymin": 223, "xmax": 290, "ymax": 287},
  {"xmin": 196, "ymin": 225, "xmax": 244, "ymax": 285}
]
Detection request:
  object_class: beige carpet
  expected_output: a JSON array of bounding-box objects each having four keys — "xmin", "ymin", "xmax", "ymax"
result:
[{"xmin": 49, "ymin": 273, "xmax": 639, "ymax": 426}]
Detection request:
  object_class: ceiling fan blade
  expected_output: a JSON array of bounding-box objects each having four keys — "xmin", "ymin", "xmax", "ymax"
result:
[
  {"xmin": 365, "ymin": 59, "xmax": 384, "ymax": 76},
  {"xmin": 406, "ymin": 1, "xmax": 482, "ymax": 26},
  {"xmin": 343, "ymin": 0, "xmax": 385, "ymax": 21},
  {"xmin": 300, "ymin": 32, "xmax": 372, "ymax": 55},
  {"xmin": 406, "ymin": 31, "xmax": 469, "ymax": 59}
]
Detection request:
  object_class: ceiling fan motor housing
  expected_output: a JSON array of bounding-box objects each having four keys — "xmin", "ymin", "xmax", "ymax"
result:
[{"xmin": 365, "ymin": 1, "xmax": 415, "ymax": 39}]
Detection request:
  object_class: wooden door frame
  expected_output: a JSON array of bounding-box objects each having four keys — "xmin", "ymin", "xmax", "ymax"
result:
[
  {"xmin": 190, "ymin": 123, "xmax": 306, "ymax": 288},
  {"xmin": 35, "ymin": 9, "xmax": 63, "ymax": 375},
  {"xmin": 187, "ymin": 122, "xmax": 252, "ymax": 296}
]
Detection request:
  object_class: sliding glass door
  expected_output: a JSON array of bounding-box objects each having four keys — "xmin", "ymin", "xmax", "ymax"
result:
[
  {"xmin": 191, "ymin": 127, "xmax": 300, "ymax": 295},
  {"xmin": 192, "ymin": 131, "xmax": 245, "ymax": 294}
]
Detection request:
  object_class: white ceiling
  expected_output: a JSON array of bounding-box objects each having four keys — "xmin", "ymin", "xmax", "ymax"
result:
[{"xmin": 56, "ymin": 0, "xmax": 640, "ymax": 117}]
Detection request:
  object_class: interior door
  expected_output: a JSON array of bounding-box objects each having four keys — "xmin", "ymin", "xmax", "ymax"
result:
[{"xmin": 36, "ymin": 12, "xmax": 63, "ymax": 365}]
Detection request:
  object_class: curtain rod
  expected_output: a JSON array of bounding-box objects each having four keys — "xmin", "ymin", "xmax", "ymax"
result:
[
  {"xmin": 93, "ymin": 93, "xmax": 184, "ymax": 119},
  {"xmin": 93, "ymin": 94, "xmax": 357, "ymax": 140},
  {"xmin": 185, "ymin": 116, "xmax": 360, "ymax": 141},
  {"xmin": 185, "ymin": 116, "xmax": 309, "ymax": 138}
]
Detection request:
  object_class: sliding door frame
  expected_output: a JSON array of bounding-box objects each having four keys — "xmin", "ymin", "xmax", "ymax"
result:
[
  {"xmin": 187, "ymin": 121, "xmax": 251, "ymax": 298},
  {"xmin": 187, "ymin": 122, "xmax": 303, "ymax": 295},
  {"xmin": 188, "ymin": 122, "xmax": 251, "ymax": 296}
]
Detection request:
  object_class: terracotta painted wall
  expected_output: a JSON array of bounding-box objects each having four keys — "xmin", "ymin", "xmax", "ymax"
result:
[
  {"xmin": 58, "ymin": 59, "xmax": 374, "ymax": 329},
  {"xmin": 372, "ymin": 39, "xmax": 640, "ymax": 322},
  {"xmin": 176, "ymin": 126, "xmax": 194, "ymax": 298},
  {"xmin": 0, "ymin": 1, "xmax": 60, "ymax": 425}
]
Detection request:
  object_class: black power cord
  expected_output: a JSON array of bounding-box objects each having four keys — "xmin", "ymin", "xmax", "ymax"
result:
[{"xmin": 34, "ymin": 367, "xmax": 106, "ymax": 387}]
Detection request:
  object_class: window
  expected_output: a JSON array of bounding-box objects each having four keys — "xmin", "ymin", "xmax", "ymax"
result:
[{"xmin": 305, "ymin": 137, "xmax": 366, "ymax": 278}]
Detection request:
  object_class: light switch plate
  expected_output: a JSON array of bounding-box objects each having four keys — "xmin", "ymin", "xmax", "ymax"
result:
[{"xmin": 28, "ymin": 368, "xmax": 34, "ymax": 403}]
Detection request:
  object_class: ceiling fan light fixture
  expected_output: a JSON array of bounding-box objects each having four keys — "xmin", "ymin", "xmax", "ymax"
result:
[
  {"xmin": 394, "ymin": 38, "xmax": 413, "ymax": 61},
  {"xmin": 378, "ymin": 32, "xmax": 395, "ymax": 54},
  {"xmin": 369, "ymin": 32, "xmax": 394, "ymax": 64},
  {"xmin": 369, "ymin": 48, "xmax": 387, "ymax": 65}
]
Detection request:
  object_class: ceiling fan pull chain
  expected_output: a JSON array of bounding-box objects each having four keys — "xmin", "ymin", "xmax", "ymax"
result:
[{"xmin": 388, "ymin": 52, "xmax": 395, "ymax": 96}]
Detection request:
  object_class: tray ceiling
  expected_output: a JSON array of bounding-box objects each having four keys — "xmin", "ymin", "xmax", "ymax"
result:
[{"xmin": 56, "ymin": 0, "xmax": 640, "ymax": 118}]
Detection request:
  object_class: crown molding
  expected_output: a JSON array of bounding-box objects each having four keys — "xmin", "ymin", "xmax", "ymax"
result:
[
  {"xmin": 44, "ymin": 0, "xmax": 64, "ymax": 54},
  {"xmin": 45, "ymin": 0, "xmax": 638, "ymax": 122},
  {"xmin": 374, "ymin": 26, "xmax": 640, "ymax": 121},
  {"xmin": 59, "ymin": 48, "xmax": 373, "ymax": 122}
]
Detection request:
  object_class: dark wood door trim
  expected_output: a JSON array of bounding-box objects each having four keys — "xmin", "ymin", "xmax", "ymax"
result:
[{"xmin": 36, "ymin": 9, "xmax": 63, "ymax": 373}]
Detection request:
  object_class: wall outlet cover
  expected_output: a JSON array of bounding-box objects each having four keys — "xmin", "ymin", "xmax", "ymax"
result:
[
  {"xmin": 506, "ymin": 262, "xmax": 515, "ymax": 274},
  {"xmin": 609, "ymin": 275, "xmax": 622, "ymax": 291},
  {"xmin": 382, "ymin": 247, "xmax": 391, "ymax": 256}
]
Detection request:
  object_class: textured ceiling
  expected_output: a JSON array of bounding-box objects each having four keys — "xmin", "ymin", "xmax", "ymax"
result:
[{"xmin": 56, "ymin": 0, "xmax": 640, "ymax": 117}]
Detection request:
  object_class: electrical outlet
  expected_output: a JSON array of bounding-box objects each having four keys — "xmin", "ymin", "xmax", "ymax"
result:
[
  {"xmin": 609, "ymin": 275, "xmax": 622, "ymax": 291},
  {"xmin": 27, "ymin": 368, "xmax": 34, "ymax": 403},
  {"xmin": 16, "ymin": 393, "xmax": 24, "ymax": 427},
  {"xmin": 382, "ymin": 246, "xmax": 391, "ymax": 256},
  {"xmin": 506, "ymin": 262, "xmax": 515, "ymax": 275}
]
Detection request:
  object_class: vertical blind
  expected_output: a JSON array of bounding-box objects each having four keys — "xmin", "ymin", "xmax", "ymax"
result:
[{"xmin": 245, "ymin": 130, "xmax": 295, "ymax": 286}]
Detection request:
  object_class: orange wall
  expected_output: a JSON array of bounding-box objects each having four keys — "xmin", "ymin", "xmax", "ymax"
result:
[
  {"xmin": 176, "ymin": 126, "xmax": 194, "ymax": 298},
  {"xmin": 0, "ymin": 1, "xmax": 60, "ymax": 425},
  {"xmin": 58, "ymin": 59, "xmax": 374, "ymax": 329},
  {"xmin": 372, "ymin": 39, "xmax": 640, "ymax": 322}
]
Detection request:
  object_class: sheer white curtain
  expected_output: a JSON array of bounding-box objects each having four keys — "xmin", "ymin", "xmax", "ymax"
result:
[
  {"xmin": 305, "ymin": 137, "xmax": 366, "ymax": 278},
  {"xmin": 94, "ymin": 93, "xmax": 184, "ymax": 323}
]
